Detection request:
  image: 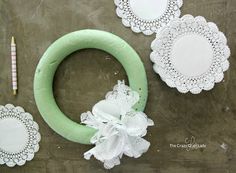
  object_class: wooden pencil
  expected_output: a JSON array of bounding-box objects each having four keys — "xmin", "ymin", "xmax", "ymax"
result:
[{"xmin": 11, "ymin": 36, "xmax": 17, "ymax": 95}]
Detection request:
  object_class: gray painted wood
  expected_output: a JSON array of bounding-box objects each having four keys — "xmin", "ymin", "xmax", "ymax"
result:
[{"xmin": 0, "ymin": 0, "xmax": 235, "ymax": 172}]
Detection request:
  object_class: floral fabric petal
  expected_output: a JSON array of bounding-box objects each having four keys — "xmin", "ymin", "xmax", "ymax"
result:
[
  {"xmin": 122, "ymin": 112, "xmax": 154, "ymax": 137},
  {"xmin": 84, "ymin": 132, "xmax": 126, "ymax": 161},
  {"xmin": 92, "ymin": 100, "xmax": 122, "ymax": 122}
]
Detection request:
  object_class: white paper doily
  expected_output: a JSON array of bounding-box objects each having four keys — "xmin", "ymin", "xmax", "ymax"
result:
[
  {"xmin": 114, "ymin": 0, "xmax": 183, "ymax": 35},
  {"xmin": 0, "ymin": 104, "xmax": 41, "ymax": 167},
  {"xmin": 151, "ymin": 15, "xmax": 230, "ymax": 94}
]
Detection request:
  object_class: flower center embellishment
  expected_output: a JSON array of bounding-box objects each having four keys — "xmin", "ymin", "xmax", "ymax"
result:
[{"xmin": 81, "ymin": 81, "xmax": 154, "ymax": 169}]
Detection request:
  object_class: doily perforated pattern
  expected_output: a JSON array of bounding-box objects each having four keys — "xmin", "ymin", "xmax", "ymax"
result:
[
  {"xmin": 151, "ymin": 15, "xmax": 230, "ymax": 94},
  {"xmin": 114, "ymin": 0, "xmax": 183, "ymax": 35},
  {"xmin": 0, "ymin": 104, "xmax": 41, "ymax": 167}
]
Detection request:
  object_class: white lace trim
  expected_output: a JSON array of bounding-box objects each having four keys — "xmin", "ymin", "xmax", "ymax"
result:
[
  {"xmin": 151, "ymin": 15, "xmax": 230, "ymax": 94},
  {"xmin": 0, "ymin": 104, "xmax": 41, "ymax": 167},
  {"xmin": 114, "ymin": 0, "xmax": 183, "ymax": 35},
  {"xmin": 81, "ymin": 81, "xmax": 154, "ymax": 169}
]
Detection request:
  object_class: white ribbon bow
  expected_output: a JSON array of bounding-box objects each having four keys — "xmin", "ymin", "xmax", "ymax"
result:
[{"xmin": 81, "ymin": 81, "xmax": 154, "ymax": 169}]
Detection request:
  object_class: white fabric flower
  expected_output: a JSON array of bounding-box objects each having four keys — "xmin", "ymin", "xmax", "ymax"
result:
[{"xmin": 81, "ymin": 81, "xmax": 154, "ymax": 169}]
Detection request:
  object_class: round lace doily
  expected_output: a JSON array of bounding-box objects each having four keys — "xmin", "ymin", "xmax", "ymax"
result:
[
  {"xmin": 0, "ymin": 104, "xmax": 41, "ymax": 167},
  {"xmin": 151, "ymin": 15, "xmax": 230, "ymax": 94},
  {"xmin": 114, "ymin": 0, "xmax": 183, "ymax": 35}
]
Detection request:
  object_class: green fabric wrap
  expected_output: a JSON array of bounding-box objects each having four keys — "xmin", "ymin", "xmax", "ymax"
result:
[{"xmin": 34, "ymin": 29, "xmax": 148, "ymax": 144}]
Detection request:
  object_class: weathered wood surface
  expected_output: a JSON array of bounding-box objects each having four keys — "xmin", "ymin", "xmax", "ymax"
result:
[{"xmin": 0, "ymin": 0, "xmax": 235, "ymax": 172}]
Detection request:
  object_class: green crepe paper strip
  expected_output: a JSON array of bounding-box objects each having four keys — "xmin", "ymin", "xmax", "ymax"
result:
[{"xmin": 34, "ymin": 29, "xmax": 148, "ymax": 145}]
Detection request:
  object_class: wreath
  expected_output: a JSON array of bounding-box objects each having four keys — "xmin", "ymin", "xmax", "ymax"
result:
[{"xmin": 34, "ymin": 30, "xmax": 153, "ymax": 169}]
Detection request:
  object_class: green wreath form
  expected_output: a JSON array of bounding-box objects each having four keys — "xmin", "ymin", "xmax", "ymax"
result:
[{"xmin": 34, "ymin": 30, "xmax": 148, "ymax": 144}]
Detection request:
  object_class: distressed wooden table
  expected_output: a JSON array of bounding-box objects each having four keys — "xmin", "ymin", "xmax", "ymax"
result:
[{"xmin": 0, "ymin": 0, "xmax": 235, "ymax": 172}]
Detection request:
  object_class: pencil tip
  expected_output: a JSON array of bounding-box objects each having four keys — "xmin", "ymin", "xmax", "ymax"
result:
[
  {"xmin": 13, "ymin": 90, "xmax": 17, "ymax": 96},
  {"xmin": 11, "ymin": 36, "xmax": 15, "ymax": 44}
]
